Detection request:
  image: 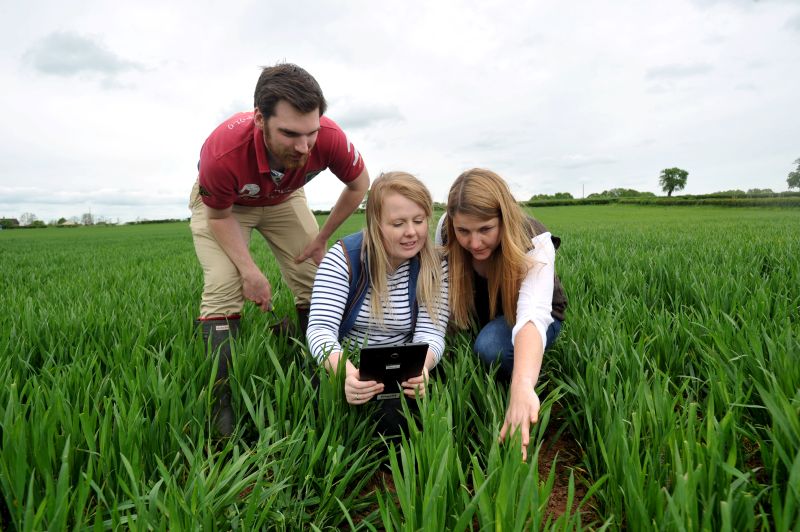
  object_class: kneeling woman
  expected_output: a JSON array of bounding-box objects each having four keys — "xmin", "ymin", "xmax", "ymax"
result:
[
  {"xmin": 437, "ymin": 168, "xmax": 567, "ymax": 458},
  {"xmin": 307, "ymin": 172, "xmax": 449, "ymax": 430}
]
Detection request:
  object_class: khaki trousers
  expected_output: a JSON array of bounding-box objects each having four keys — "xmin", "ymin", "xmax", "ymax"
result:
[{"xmin": 189, "ymin": 179, "xmax": 320, "ymax": 317}]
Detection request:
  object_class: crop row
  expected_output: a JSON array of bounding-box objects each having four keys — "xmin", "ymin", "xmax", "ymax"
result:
[{"xmin": 0, "ymin": 205, "xmax": 798, "ymax": 529}]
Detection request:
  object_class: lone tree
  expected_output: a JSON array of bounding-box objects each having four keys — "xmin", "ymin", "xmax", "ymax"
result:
[
  {"xmin": 659, "ymin": 167, "xmax": 689, "ymax": 197},
  {"xmin": 20, "ymin": 212, "xmax": 38, "ymax": 226},
  {"xmin": 788, "ymin": 158, "xmax": 800, "ymax": 190}
]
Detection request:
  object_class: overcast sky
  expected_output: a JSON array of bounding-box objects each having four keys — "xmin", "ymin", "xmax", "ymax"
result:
[{"xmin": 1, "ymin": 0, "xmax": 799, "ymax": 223}]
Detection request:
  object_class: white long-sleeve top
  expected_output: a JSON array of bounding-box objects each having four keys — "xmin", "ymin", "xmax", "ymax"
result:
[
  {"xmin": 435, "ymin": 213, "xmax": 555, "ymax": 353},
  {"xmin": 514, "ymin": 232, "xmax": 556, "ymax": 353},
  {"xmin": 307, "ymin": 241, "xmax": 449, "ymax": 365}
]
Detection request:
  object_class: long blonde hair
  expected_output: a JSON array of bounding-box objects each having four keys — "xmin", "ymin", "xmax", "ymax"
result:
[
  {"xmin": 445, "ymin": 168, "xmax": 534, "ymax": 328},
  {"xmin": 363, "ymin": 171, "xmax": 442, "ymax": 324}
]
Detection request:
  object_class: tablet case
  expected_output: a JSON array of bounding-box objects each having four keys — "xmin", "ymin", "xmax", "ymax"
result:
[{"xmin": 358, "ymin": 342, "xmax": 428, "ymax": 400}]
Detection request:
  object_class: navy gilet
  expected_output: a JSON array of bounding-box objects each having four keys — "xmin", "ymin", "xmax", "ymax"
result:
[{"xmin": 337, "ymin": 231, "xmax": 420, "ymax": 339}]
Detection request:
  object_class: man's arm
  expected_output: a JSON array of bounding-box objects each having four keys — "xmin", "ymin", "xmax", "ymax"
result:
[
  {"xmin": 206, "ymin": 205, "xmax": 272, "ymax": 312},
  {"xmin": 295, "ymin": 169, "xmax": 370, "ymax": 265}
]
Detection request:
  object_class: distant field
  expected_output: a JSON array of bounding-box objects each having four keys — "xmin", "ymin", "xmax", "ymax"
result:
[{"xmin": 1, "ymin": 205, "xmax": 798, "ymax": 529}]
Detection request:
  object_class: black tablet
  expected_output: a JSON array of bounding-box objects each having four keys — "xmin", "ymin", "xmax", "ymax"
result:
[{"xmin": 358, "ymin": 342, "xmax": 429, "ymax": 400}]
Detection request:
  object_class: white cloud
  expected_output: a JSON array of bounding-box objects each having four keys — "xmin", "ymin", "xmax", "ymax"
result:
[
  {"xmin": 786, "ymin": 13, "xmax": 800, "ymax": 32},
  {"xmin": 0, "ymin": 187, "xmax": 184, "ymax": 206},
  {"xmin": 331, "ymin": 102, "xmax": 405, "ymax": 131},
  {"xmin": 23, "ymin": 31, "xmax": 144, "ymax": 81},
  {"xmin": 0, "ymin": 0, "xmax": 799, "ymax": 221},
  {"xmin": 646, "ymin": 63, "xmax": 715, "ymax": 80}
]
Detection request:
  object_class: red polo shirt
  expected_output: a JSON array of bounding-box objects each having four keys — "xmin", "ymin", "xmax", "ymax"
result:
[{"xmin": 198, "ymin": 112, "xmax": 365, "ymax": 209}]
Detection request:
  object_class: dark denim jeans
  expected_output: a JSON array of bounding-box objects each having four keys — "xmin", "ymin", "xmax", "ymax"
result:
[{"xmin": 473, "ymin": 317, "xmax": 563, "ymax": 379}]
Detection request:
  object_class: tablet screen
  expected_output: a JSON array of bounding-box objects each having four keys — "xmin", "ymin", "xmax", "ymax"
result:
[{"xmin": 358, "ymin": 342, "xmax": 428, "ymax": 400}]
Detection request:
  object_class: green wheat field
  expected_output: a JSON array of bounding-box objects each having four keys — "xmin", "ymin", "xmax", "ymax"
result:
[{"xmin": 1, "ymin": 204, "xmax": 798, "ymax": 530}]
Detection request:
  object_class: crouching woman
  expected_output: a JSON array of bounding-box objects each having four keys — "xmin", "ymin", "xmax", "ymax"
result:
[
  {"xmin": 307, "ymin": 171, "xmax": 449, "ymax": 431},
  {"xmin": 437, "ymin": 168, "xmax": 567, "ymax": 458}
]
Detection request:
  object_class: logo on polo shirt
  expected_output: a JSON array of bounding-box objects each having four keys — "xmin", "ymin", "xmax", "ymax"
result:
[
  {"xmin": 227, "ymin": 115, "xmax": 253, "ymax": 130},
  {"xmin": 238, "ymin": 184, "xmax": 261, "ymax": 198},
  {"xmin": 345, "ymin": 134, "xmax": 360, "ymax": 166}
]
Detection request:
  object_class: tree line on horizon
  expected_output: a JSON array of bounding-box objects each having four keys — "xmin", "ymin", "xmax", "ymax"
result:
[
  {"xmin": 533, "ymin": 157, "xmax": 800, "ymax": 201},
  {"xmin": 3, "ymin": 160, "xmax": 800, "ymax": 229},
  {"xmin": 0, "ymin": 212, "xmax": 189, "ymax": 230}
]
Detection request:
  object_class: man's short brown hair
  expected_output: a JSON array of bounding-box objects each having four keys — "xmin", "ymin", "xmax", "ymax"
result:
[{"xmin": 254, "ymin": 63, "xmax": 327, "ymax": 118}]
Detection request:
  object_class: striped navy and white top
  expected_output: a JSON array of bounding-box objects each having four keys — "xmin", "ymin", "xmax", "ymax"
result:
[{"xmin": 307, "ymin": 241, "xmax": 449, "ymax": 365}]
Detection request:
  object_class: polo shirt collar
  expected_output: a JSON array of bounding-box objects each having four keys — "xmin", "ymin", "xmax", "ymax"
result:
[{"xmin": 253, "ymin": 125, "xmax": 271, "ymax": 174}]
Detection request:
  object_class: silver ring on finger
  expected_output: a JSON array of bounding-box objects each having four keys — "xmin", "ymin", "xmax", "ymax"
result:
[{"xmin": 356, "ymin": 393, "xmax": 360, "ymax": 400}]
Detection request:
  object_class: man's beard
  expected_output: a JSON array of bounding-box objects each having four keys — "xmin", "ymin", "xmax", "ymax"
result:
[{"xmin": 265, "ymin": 134, "xmax": 309, "ymax": 170}]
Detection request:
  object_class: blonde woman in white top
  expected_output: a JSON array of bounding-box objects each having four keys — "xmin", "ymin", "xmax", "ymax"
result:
[{"xmin": 437, "ymin": 168, "xmax": 567, "ymax": 460}]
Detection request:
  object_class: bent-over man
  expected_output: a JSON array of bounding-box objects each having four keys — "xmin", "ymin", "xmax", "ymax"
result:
[{"xmin": 189, "ymin": 63, "xmax": 369, "ymax": 435}]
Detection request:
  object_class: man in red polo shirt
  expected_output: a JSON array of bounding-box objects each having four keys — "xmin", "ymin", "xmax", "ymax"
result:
[{"xmin": 189, "ymin": 63, "xmax": 369, "ymax": 435}]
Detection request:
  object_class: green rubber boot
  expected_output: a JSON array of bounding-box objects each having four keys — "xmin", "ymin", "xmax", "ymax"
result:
[{"xmin": 198, "ymin": 317, "xmax": 240, "ymax": 437}]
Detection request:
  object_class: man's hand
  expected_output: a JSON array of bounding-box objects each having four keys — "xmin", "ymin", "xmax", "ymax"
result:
[
  {"xmin": 498, "ymin": 379, "xmax": 541, "ymax": 461},
  {"xmin": 311, "ymin": 169, "xmax": 369, "ymax": 264},
  {"xmin": 206, "ymin": 206, "xmax": 271, "ymax": 310},
  {"xmin": 241, "ymin": 270, "xmax": 272, "ymax": 312},
  {"xmin": 295, "ymin": 235, "xmax": 327, "ymax": 266}
]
